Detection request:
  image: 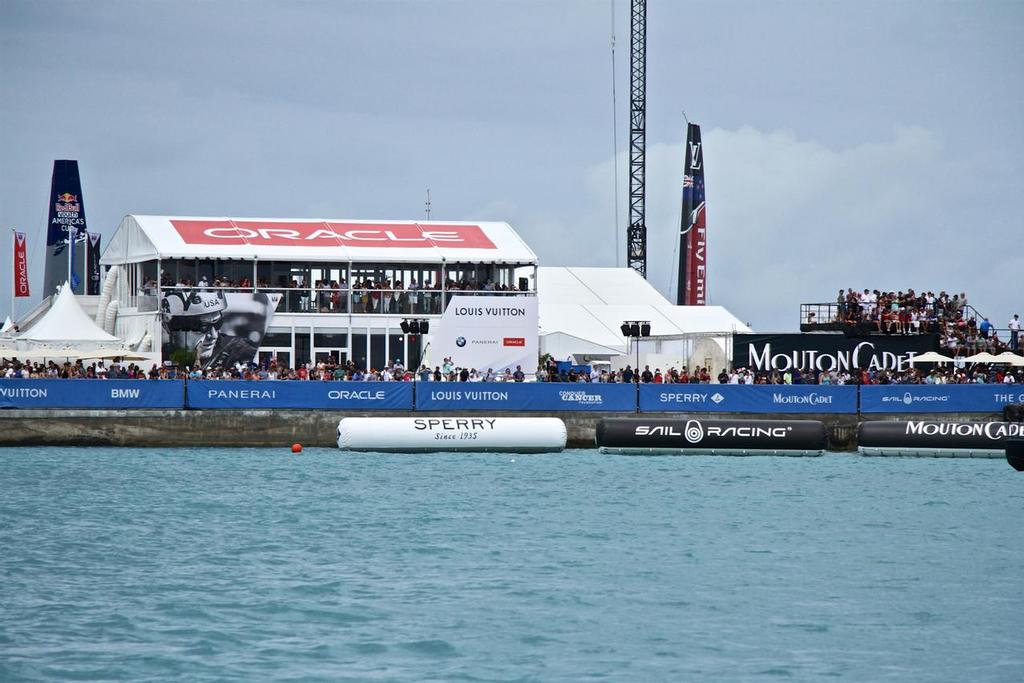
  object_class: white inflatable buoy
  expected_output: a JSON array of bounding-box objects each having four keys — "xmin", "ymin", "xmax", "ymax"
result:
[{"xmin": 337, "ymin": 417, "xmax": 567, "ymax": 453}]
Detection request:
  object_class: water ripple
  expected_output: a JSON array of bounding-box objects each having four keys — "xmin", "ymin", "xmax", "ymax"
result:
[{"xmin": 1, "ymin": 447, "xmax": 1021, "ymax": 681}]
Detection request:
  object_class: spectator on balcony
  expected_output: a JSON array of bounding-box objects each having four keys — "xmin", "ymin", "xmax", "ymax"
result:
[
  {"xmin": 979, "ymin": 317, "xmax": 992, "ymax": 339},
  {"xmin": 1009, "ymin": 314, "xmax": 1021, "ymax": 351}
]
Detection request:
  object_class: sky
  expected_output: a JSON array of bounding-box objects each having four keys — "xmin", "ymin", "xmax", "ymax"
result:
[{"xmin": 1, "ymin": 0, "xmax": 1021, "ymax": 332}]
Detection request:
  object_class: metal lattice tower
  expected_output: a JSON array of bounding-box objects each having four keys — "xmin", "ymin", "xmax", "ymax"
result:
[{"xmin": 627, "ymin": 0, "xmax": 647, "ymax": 278}]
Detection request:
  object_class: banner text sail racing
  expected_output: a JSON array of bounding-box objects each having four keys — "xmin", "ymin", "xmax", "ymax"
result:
[
  {"xmin": 676, "ymin": 123, "xmax": 707, "ymax": 306},
  {"xmin": 44, "ymin": 160, "xmax": 89, "ymax": 296}
]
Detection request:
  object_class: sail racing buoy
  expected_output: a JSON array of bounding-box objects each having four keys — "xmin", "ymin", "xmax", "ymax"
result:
[{"xmin": 596, "ymin": 418, "xmax": 827, "ymax": 456}]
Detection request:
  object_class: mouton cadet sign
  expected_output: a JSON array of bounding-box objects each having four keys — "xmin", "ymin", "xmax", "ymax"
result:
[{"xmin": 434, "ymin": 295, "xmax": 538, "ymax": 373}]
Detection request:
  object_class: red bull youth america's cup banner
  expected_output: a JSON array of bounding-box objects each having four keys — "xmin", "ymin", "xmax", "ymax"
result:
[
  {"xmin": 44, "ymin": 160, "xmax": 89, "ymax": 296},
  {"xmin": 675, "ymin": 123, "xmax": 707, "ymax": 306},
  {"xmin": 13, "ymin": 231, "xmax": 30, "ymax": 297}
]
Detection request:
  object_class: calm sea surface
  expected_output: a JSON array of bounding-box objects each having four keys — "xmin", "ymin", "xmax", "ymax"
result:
[{"xmin": 1, "ymin": 448, "xmax": 1021, "ymax": 682}]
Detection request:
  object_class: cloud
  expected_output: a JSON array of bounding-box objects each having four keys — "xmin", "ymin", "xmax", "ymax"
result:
[{"xmin": 520, "ymin": 124, "xmax": 1019, "ymax": 331}]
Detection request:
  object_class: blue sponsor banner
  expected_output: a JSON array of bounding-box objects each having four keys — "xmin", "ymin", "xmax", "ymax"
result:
[
  {"xmin": 414, "ymin": 382, "xmax": 636, "ymax": 412},
  {"xmin": 186, "ymin": 380, "xmax": 413, "ymax": 410},
  {"xmin": 860, "ymin": 384, "xmax": 1024, "ymax": 413},
  {"xmin": 639, "ymin": 384, "xmax": 857, "ymax": 414},
  {"xmin": 0, "ymin": 379, "xmax": 184, "ymax": 409}
]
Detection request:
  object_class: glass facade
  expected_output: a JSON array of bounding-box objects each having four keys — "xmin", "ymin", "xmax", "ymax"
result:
[
  {"xmin": 152, "ymin": 259, "xmax": 531, "ymax": 315},
  {"xmin": 139, "ymin": 257, "xmax": 535, "ymax": 370}
]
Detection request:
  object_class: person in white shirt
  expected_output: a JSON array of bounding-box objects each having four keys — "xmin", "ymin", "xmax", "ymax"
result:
[{"xmin": 1008, "ymin": 314, "xmax": 1021, "ymax": 351}]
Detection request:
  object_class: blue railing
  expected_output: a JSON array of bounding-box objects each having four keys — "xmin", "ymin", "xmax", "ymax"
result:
[{"xmin": 1, "ymin": 380, "xmax": 1022, "ymax": 413}]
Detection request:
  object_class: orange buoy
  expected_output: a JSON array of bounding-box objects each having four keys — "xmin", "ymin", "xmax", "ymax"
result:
[{"xmin": 291, "ymin": 443, "xmax": 303, "ymax": 453}]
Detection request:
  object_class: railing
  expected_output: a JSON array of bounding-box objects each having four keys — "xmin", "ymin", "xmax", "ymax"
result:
[
  {"xmin": 148, "ymin": 286, "xmax": 534, "ymax": 315},
  {"xmin": 800, "ymin": 301, "xmax": 982, "ymax": 336},
  {"xmin": 2, "ymin": 378, "xmax": 1022, "ymax": 413}
]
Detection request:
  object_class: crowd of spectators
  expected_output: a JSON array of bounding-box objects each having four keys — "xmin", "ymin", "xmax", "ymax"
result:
[
  {"xmin": 7, "ymin": 355, "xmax": 1019, "ymax": 386},
  {"xmin": 817, "ymin": 288, "xmax": 1018, "ymax": 354},
  {"xmin": 831, "ymin": 288, "xmax": 972, "ymax": 334},
  {"xmin": 728, "ymin": 365, "xmax": 1022, "ymax": 385}
]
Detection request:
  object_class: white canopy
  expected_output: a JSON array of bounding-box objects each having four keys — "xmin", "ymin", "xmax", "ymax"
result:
[
  {"xmin": 17, "ymin": 283, "xmax": 120, "ymax": 344},
  {"xmin": 101, "ymin": 215, "xmax": 538, "ymax": 265},
  {"xmin": 992, "ymin": 352, "xmax": 1024, "ymax": 367},
  {"xmin": 0, "ymin": 316, "xmax": 12, "ymax": 336},
  {"xmin": 909, "ymin": 351, "xmax": 953, "ymax": 364},
  {"xmin": 538, "ymin": 267, "xmax": 751, "ymax": 355}
]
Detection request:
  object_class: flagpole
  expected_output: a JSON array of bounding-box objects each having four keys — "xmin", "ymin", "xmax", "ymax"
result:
[
  {"xmin": 84, "ymin": 231, "xmax": 89, "ymax": 295},
  {"xmin": 67, "ymin": 229, "xmax": 72, "ymax": 293},
  {"xmin": 10, "ymin": 228, "xmax": 14, "ymax": 321}
]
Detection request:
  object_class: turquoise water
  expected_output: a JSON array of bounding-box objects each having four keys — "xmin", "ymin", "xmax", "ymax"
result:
[{"xmin": 1, "ymin": 449, "xmax": 1022, "ymax": 682}]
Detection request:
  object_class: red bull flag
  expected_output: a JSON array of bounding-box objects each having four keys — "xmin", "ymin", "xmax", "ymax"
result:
[
  {"xmin": 44, "ymin": 160, "xmax": 88, "ymax": 295},
  {"xmin": 13, "ymin": 230, "xmax": 30, "ymax": 297},
  {"xmin": 675, "ymin": 123, "xmax": 707, "ymax": 306}
]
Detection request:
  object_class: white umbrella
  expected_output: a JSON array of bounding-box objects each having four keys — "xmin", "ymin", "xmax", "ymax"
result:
[
  {"xmin": 77, "ymin": 350, "xmax": 153, "ymax": 362},
  {"xmin": 1, "ymin": 348, "xmax": 83, "ymax": 361},
  {"xmin": 909, "ymin": 351, "xmax": 953, "ymax": 364},
  {"xmin": 993, "ymin": 352, "xmax": 1024, "ymax": 367},
  {"xmin": 964, "ymin": 352, "xmax": 1000, "ymax": 363}
]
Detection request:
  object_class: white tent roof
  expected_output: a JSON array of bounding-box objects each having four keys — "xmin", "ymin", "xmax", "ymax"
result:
[
  {"xmin": 101, "ymin": 215, "xmax": 538, "ymax": 265},
  {"xmin": 17, "ymin": 283, "xmax": 120, "ymax": 343},
  {"xmin": 537, "ymin": 267, "xmax": 751, "ymax": 354}
]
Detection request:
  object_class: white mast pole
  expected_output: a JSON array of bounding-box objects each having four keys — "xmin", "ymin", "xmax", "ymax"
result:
[{"xmin": 66, "ymin": 228, "xmax": 72, "ymax": 292}]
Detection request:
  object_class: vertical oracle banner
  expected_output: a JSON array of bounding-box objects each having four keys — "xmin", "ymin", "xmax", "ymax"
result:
[
  {"xmin": 676, "ymin": 123, "xmax": 707, "ymax": 306},
  {"xmin": 44, "ymin": 160, "xmax": 89, "ymax": 296},
  {"xmin": 13, "ymin": 231, "xmax": 30, "ymax": 297},
  {"xmin": 434, "ymin": 295, "xmax": 538, "ymax": 374}
]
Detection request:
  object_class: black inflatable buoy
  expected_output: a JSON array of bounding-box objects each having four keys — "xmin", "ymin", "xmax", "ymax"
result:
[{"xmin": 1007, "ymin": 438, "xmax": 1024, "ymax": 471}]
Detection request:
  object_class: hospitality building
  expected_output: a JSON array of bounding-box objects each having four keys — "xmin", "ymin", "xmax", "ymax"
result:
[{"xmin": 99, "ymin": 215, "xmax": 537, "ymax": 369}]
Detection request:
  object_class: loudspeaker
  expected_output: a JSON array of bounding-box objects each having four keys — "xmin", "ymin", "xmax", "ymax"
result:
[
  {"xmin": 419, "ymin": 320, "xmax": 429, "ymax": 334},
  {"xmin": 640, "ymin": 323, "xmax": 651, "ymax": 337},
  {"xmin": 620, "ymin": 323, "xmax": 632, "ymax": 337},
  {"xmin": 518, "ymin": 277, "xmax": 529, "ymax": 291},
  {"xmin": 629, "ymin": 323, "xmax": 640, "ymax": 338},
  {"xmin": 400, "ymin": 321, "xmax": 411, "ymax": 334}
]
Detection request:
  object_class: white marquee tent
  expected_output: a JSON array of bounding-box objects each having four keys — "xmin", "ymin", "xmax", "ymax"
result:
[
  {"xmin": 101, "ymin": 215, "xmax": 538, "ymax": 265},
  {"xmin": 537, "ymin": 267, "xmax": 751, "ymax": 359},
  {"xmin": 15, "ymin": 283, "xmax": 121, "ymax": 349}
]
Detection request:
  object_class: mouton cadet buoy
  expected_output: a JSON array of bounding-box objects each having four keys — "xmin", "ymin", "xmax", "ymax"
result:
[
  {"xmin": 1007, "ymin": 438, "xmax": 1024, "ymax": 471},
  {"xmin": 859, "ymin": 420, "xmax": 1024, "ymax": 458},
  {"xmin": 595, "ymin": 417, "xmax": 827, "ymax": 456},
  {"xmin": 337, "ymin": 417, "xmax": 567, "ymax": 453}
]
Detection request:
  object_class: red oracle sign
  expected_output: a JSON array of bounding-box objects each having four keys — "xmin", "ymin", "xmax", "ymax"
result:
[
  {"xmin": 169, "ymin": 220, "xmax": 497, "ymax": 249},
  {"xmin": 503, "ymin": 337, "xmax": 526, "ymax": 347}
]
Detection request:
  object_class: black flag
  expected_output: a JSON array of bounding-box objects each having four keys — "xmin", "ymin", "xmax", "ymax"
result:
[{"xmin": 87, "ymin": 232, "xmax": 102, "ymax": 295}]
